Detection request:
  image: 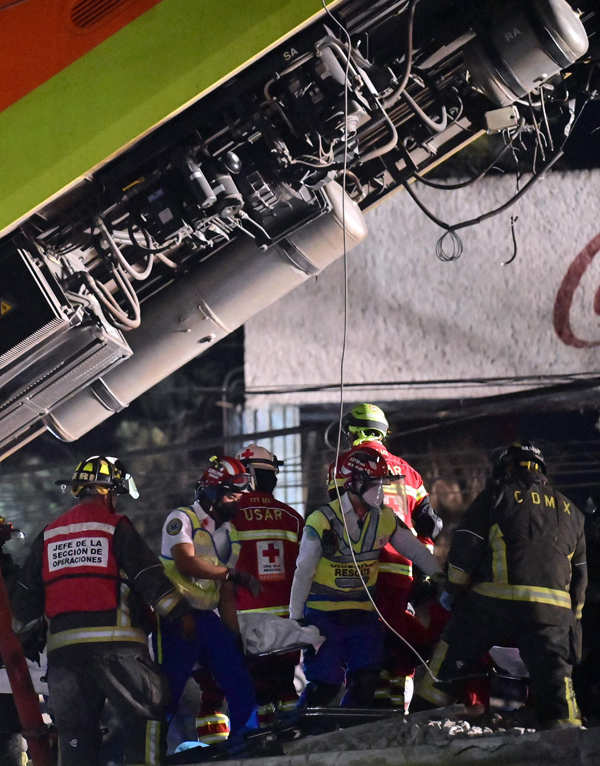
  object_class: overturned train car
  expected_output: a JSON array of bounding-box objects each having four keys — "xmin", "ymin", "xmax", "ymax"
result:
[{"xmin": 1, "ymin": 0, "xmax": 598, "ymax": 459}]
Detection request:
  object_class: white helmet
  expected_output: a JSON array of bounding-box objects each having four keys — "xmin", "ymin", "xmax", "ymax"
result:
[{"xmin": 236, "ymin": 444, "xmax": 283, "ymax": 473}]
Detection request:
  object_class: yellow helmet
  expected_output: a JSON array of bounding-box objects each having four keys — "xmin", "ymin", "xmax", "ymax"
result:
[
  {"xmin": 62, "ymin": 455, "xmax": 139, "ymax": 499},
  {"xmin": 342, "ymin": 403, "xmax": 389, "ymax": 446}
]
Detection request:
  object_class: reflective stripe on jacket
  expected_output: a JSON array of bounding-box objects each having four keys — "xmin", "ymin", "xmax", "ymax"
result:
[{"xmin": 448, "ymin": 479, "xmax": 587, "ymax": 622}]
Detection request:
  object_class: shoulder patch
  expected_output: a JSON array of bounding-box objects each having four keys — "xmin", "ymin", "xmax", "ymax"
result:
[{"xmin": 166, "ymin": 518, "xmax": 183, "ymax": 536}]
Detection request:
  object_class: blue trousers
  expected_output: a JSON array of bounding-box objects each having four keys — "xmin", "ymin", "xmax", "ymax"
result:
[
  {"xmin": 303, "ymin": 609, "xmax": 384, "ymax": 689},
  {"xmin": 157, "ymin": 610, "xmax": 256, "ymax": 734}
]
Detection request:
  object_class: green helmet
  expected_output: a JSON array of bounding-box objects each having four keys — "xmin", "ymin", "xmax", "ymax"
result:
[{"xmin": 342, "ymin": 403, "xmax": 389, "ymax": 446}]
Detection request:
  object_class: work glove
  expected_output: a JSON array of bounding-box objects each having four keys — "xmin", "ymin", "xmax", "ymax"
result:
[
  {"xmin": 227, "ymin": 568, "xmax": 261, "ymax": 597},
  {"xmin": 439, "ymin": 589, "xmax": 455, "ymax": 612},
  {"xmin": 19, "ymin": 619, "xmax": 47, "ymax": 664}
]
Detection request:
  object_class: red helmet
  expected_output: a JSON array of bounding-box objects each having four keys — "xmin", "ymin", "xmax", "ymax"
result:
[
  {"xmin": 332, "ymin": 447, "xmax": 390, "ymax": 488},
  {"xmin": 331, "ymin": 447, "xmax": 397, "ymax": 510},
  {"xmin": 195, "ymin": 455, "xmax": 254, "ymax": 505}
]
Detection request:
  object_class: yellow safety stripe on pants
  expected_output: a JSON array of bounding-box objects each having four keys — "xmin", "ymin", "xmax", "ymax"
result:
[
  {"xmin": 375, "ymin": 669, "xmax": 390, "ymax": 700},
  {"xmin": 196, "ymin": 713, "xmax": 230, "ymax": 743},
  {"xmin": 257, "ymin": 702, "xmax": 276, "ymax": 727},
  {"xmin": 378, "ymin": 562, "xmax": 412, "ymax": 577},
  {"xmin": 47, "ymin": 626, "xmax": 147, "ymax": 652},
  {"xmin": 277, "ymin": 699, "xmax": 298, "ymax": 712},
  {"xmin": 196, "ymin": 713, "xmax": 230, "ymax": 727},
  {"xmin": 564, "ymin": 677, "xmax": 581, "ymax": 723},
  {"xmin": 549, "ymin": 718, "xmax": 583, "ymax": 728},
  {"xmin": 238, "ymin": 605, "xmax": 289, "ymax": 616},
  {"xmin": 472, "ymin": 582, "xmax": 572, "ymax": 609},
  {"xmin": 575, "ymin": 604, "xmax": 584, "ymax": 620},
  {"xmin": 236, "ymin": 529, "xmax": 298, "ymax": 543},
  {"xmin": 415, "ymin": 640, "xmax": 453, "ymax": 707},
  {"xmin": 489, "ymin": 523, "xmax": 508, "ymax": 584},
  {"xmin": 155, "ymin": 619, "xmax": 163, "ymax": 664},
  {"xmin": 145, "ymin": 720, "xmax": 161, "ymax": 765},
  {"xmin": 448, "ymin": 563, "xmax": 471, "ymax": 586}
]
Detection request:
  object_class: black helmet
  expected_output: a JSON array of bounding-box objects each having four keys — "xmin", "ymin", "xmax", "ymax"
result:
[
  {"xmin": 493, "ymin": 441, "xmax": 546, "ymax": 478},
  {"xmin": 58, "ymin": 456, "xmax": 139, "ymax": 499}
]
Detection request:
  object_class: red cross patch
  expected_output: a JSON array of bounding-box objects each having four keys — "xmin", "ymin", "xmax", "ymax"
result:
[{"xmin": 257, "ymin": 540, "xmax": 284, "ymax": 581}]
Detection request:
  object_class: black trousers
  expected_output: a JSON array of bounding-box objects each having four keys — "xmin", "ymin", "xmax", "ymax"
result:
[
  {"xmin": 0, "ymin": 695, "xmax": 23, "ymax": 766},
  {"xmin": 437, "ymin": 594, "xmax": 580, "ymax": 726},
  {"xmin": 47, "ymin": 645, "xmax": 165, "ymax": 766}
]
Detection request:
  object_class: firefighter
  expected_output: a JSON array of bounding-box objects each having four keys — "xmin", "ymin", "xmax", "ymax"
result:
[
  {"xmin": 342, "ymin": 403, "xmax": 443, "ymax": 710},
  {"xmin": 235, "ymin": 444, "xmax": 304, "ymax": 726},
  {"xmin": 10, "ymin": 455, "xmax": 193, "ymax": 766},
  {"xmin": 0, "ymin": 517, "xmax": 25, "ymax": 766},
  {"xmin": 290, "ymin": 446, "xmax": 441, "ymax": 708},
  {"xmin": 157, "ymin": 456, "xmax": 259, "ymax": 746},
  {"xmin": 416, "ymin": 441, "xmax": 587, "ymax": 728}
]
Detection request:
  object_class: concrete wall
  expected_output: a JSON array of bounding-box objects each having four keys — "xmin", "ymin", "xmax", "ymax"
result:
[{"xmin": 245, "ymin": 170, "xmax": 600, "ymax": 407}]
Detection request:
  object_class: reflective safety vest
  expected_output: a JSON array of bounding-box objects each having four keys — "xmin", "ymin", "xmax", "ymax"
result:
[
  {"xmin": 306, "ymin": 500, "xmax": 397, "ymax": 612},
  {"xmin": 234, "ymin": 492, "xmax": 303, "ymax": 616},
  {"xmin": 42, "ymin": 501, "xmax": 123, "ymax": 617},
  {"xmin": 160, "ymin": 506, "xmax": 239, "ymax": 611}
]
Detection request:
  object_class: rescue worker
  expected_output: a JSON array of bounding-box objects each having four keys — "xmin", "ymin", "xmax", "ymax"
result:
[
  {"xmin": 0, "ymin": 517, "xmax": 24, "ymax": 766},
  {"xmin": 342, "ymin": 403, "xmax": 443, "ymax": 710},
  {"xmin": 11, "ymin": 455, "xmax": 193, "ymax": 766},
  {"xmin": 157, "ymin": 456, "xmax": 259, "ymax": 746},
  {"xmin": 416, "ymin": 441, "xmax": 587, "ymax": 728},
  {"xmin": 235, "ymin": 444, "xmax": 304, "ymax": 726},
  {"xmin": 290, "ymin": 446, "xmax": 441, "ymax": 708}
]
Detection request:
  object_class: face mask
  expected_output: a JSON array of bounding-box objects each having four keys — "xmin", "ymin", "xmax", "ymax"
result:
[
  {"xmin": 215, "ymin": 496, "xmax": 241, "ymax": 521},
  {"xmin": 361, "ymin": 481, "xmax": 384, "ymax": 510}
]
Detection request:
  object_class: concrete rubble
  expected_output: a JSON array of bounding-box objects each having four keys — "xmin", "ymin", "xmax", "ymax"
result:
[{"xmin": 180, "ymin": 705, "xmax": 600, "ymax": 765}]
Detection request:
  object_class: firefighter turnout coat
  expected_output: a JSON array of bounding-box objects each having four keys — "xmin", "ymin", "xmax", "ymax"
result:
[
  {"xmin": 448, "ymin": 476, "xmax": 587, "ymax": 622},
  {"xmin": 13, "ymin": 499, "xmax": 188, "ymax": 654}
]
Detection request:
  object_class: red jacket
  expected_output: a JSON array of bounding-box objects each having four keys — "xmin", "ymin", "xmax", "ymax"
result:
[
  {"xmin": 42, "ymin": 500, "xmax": 122, "ymax": 617},
  {"xmin": 234, "ymin": 492, "xmax": 303, "ymax": 616}
]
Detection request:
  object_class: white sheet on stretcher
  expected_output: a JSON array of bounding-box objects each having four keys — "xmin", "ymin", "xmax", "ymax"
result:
[
  {"xmin": 238, "ymin": 613, "xmax": 324, "ymax": 655},
  {"xmin": 0, "ymin": 651, "xmax": 48, "ymax": 695}
]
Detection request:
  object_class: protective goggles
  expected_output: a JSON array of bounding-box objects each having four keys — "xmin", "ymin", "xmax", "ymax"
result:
[{"xmin": 220, "ymin": 472, "xmax": 254, "ymax": 494}]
